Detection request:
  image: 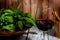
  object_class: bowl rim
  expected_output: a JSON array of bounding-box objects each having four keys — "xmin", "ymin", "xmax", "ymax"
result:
[{"xmin": 0, "ymin": 27, "xmax": 30, "ymax": 36}]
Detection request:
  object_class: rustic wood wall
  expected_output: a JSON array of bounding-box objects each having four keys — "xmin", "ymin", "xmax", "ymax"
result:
[
  {"xmin": 0, "ymin": 0, "xmax": 56, "ymax": 20},
  {"xmin": 0, "ymin": 0, "xmax": 52, "ymax": 19},
  {"xmin": 0, "ymin": 0, "xmax": 6, "ymax": 9},
  {"xmin": 52, "ymin": 0, "xmax": 60, "ymax": 38}
]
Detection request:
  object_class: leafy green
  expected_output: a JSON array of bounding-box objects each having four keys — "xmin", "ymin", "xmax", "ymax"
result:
[
  {"xmin": 24, "ymin": 13, "xmax": 31, "ymax": 18},
  {"xmin": 18, "ymin": 21, "xmax": 23, "ymax": 30},
  {"xmin": 5, "ymin": 16, "xmax": 13, "ymax": 23},
  {"xmin": 0, "ymin": 9, "xmax": 4, "ymax": 17},
  {"xmin": 23, "ymin": 17, "xmax": 37, "ymax": 27},
  {"xmin": 2, "ymin": 24, "xmax": 15, "ymax": 32},
  {"xmin": 0, "ymin": 9, "xmax": 37, "ymax": 32},
  {"xmin": 12, "ymin": 9, "xmax": 24, "ymax": 16},
  {"xmin": 4, "ymin": 9, "xmax": 14, "ymax": 16},
  {"xmin": 1, "ymin": 14, "xmax": 13, "ymax": 23}
]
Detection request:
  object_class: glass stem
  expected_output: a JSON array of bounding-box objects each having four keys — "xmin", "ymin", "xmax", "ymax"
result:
[{"xmin": 42, "ymin": 31, "xmax": 45, "ymax": 40}]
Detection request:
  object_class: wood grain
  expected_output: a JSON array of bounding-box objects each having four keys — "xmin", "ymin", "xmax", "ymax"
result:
[{"xmin": 23, "ymin": 0, "xmax": 31, "ymax": 13}]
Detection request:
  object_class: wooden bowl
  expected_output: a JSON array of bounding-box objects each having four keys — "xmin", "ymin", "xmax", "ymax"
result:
[{"xmin": 0, "ymin": 27, "xmax": 30, "ymax": 36}]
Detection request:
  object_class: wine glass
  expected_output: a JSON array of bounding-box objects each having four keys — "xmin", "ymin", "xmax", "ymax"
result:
[{"xmin": 36, "ymin": 19, "xmax": 54, "ymax": 40}]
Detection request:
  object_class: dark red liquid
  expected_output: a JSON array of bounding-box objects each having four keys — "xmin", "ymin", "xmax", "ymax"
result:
[{"xmin": 36, "ymin": 20, "xmax": 54, "ymax": 31}]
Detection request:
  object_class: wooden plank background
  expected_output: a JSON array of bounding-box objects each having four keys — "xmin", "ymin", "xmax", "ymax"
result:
[{"xmin": 0, "ymin": 0, "xmax": 51, "ymax": 19}]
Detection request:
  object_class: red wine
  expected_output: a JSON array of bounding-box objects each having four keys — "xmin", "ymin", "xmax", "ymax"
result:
[{"xmin": 36, "ymin": 20, "xmax": 54, "ymax": 31}]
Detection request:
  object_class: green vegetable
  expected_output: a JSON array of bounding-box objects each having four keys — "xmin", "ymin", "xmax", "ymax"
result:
[
  {"xmin": 0, "ymin": 9, "xmax": 4, "ymax": 17},
  {"xmin": 1, "ymin": 14, "xmax": 13, "ymax": 23},
  {"xmin": 24, "ymin": 13, "xmax": 31, "ymax": 18},
  {"xmin": 4, "ymin": 9, "xmax": 14, "ymax": 14},
  {"xmin": 23, "ymin": 17, "xmax": 37, "ymax": 27},
  {"xmin": 5, "ymin": 16, "xmax": 13, "ymax": 23},
  {"xmin": 12, "ymin": 9, "xmax": 24, "ymax": 16},
  {"xmin": 23, "ymin": 21, "xmax": 33, "ymax": 27},
  {"xmin": 2, "ymin": 24, "xmax": 15, "ymax": 32},
  {"xmin": 0, "ymin": 9, "xmax": 37, "ymax": 32},
  {"xmin": 4, "ymin": 9, "xmax": 14, "ymax": 16},
  {"xmin": 18, "ymin": 21, "xmax": 23, "ymax": 30}
]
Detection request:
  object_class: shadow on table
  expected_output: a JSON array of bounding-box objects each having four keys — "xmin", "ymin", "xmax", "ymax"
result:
[{"xmin": 0, "ymin": 35, "xmax": 31, "ymax": 40}]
